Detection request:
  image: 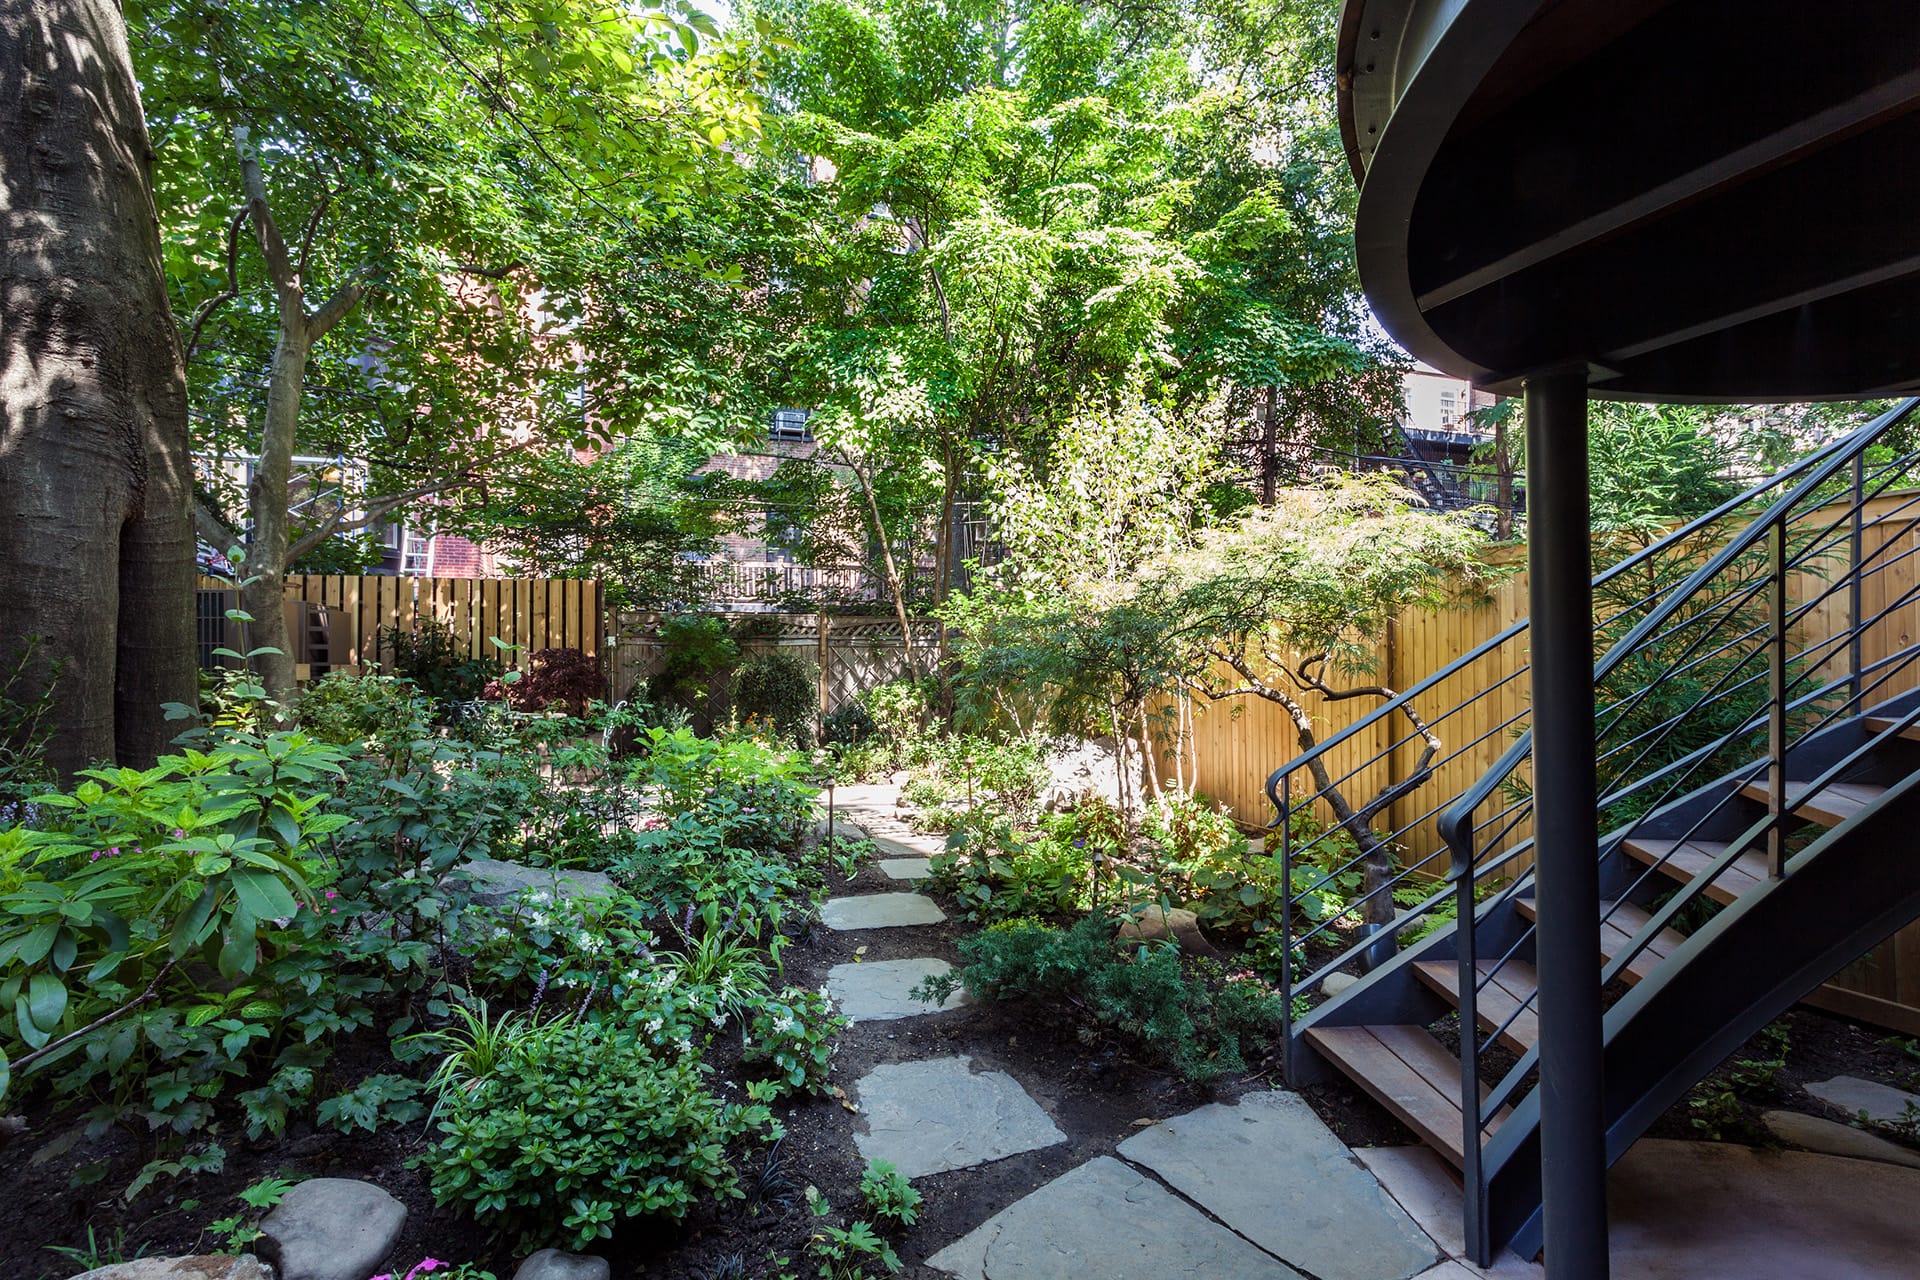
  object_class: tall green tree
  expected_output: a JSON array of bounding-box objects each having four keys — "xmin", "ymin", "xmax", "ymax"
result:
[
  {"xmin": 720, "ymin": 0, "xmax": 1386, "ymax": 613},
  {"xmin": 134, "ymin": 0, "xmax": 767, "ymax": 697}
]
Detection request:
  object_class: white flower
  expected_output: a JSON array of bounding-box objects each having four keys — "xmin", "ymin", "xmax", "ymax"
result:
[
  {"xmin": 710, "ymin": 1011, "xmax": 726, "ymax": 1028},
  {"xmin": 772, "ymin": 1013, "xmax": 796, "ymax": 1035},
  {"xmin": 646, "ymin": 1016, "xmax": 664, "ymax": 1033},
  {"xmin": 675, "ymin": 1035, "xmax": 693, "ymax": 1056}
]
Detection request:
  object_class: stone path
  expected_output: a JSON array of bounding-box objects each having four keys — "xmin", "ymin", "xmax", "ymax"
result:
[{"xmin": 814, "ymin": 783, "xmax": 1455, "ymax": 1280}]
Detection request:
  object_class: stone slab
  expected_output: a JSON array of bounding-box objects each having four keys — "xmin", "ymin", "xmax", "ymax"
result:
[
  {"xmin": 1805, "ymin": 1073, "xmax": 1920, "ymax": 1125},
  {"xmin": 873, "ymin": 833, "xmax": 944, "ymax": 859},
  {"xmin": 828, "ymin": 957, "xmax": 970, "ymax": 1020},
  {"xmin": 1763, "ymin": 1109, "xmax": 1920, "ymax": 1168},
  {"xmin": 1353, "ymin": 1147, "xmax": 1543, "ymax": 1277},
  {"xmin": 878, "ymin": 857, "xmax": 933, "ymax": 880},
  {"xmin": 821, "ymin": 893, "xmax": 946, "ymax": 930},
  {"xmin": 259, "ymin": 1177, "xmax": 407, "ymax": 1280},
  {"xmin": 926, "ymin": 1156, "xmax": 1306, "ymax": 1280},
  {"xmin": 854, "ymin": 1055, "xmax": 1065, "ymax": 1177},
  {"xmin": 447, "ymin": 857, "xmax": 617, "ymax": 909},
  {"xmin": 1119, "ymin": 1092, "xmax": 1436, "ymax": 1280}
]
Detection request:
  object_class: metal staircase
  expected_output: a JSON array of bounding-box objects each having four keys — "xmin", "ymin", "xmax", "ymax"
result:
[{"xmin": 1268, "ymin": 399, "xmax": 1920, "ymax": 1263}]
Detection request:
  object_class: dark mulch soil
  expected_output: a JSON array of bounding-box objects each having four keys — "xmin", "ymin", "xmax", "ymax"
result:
[
  {"xmin": 0, "ymin": 859, "xmax": 1250, "ymax": 1280},
  {"xmin": 11, "ymin": 832, "xmax": 1913, "ymax": 1280}
]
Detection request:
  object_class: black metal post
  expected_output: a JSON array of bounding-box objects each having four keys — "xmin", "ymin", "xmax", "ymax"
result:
[{"xmin": 1525, "ymin": 371, "xmax": 1609, "ymax": 1277}]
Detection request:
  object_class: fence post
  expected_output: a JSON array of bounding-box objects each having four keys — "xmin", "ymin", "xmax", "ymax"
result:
[{"xmin": 817, "ymin": 610, "xmax": 831, "ymax": 724}]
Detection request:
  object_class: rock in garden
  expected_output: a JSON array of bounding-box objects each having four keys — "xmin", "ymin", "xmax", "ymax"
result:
[
  {"xmin": 512, "ymin": 1250, "xmax": 611, "ymax": 1280},
  {"xmin": 1762, "ymin": 1109, "xmax": 1920, "ymax": 1168},
  {"xmin": 812, "ymin": 813, "xmax": 871, "ymax": 844},
  {"xmin": 1039, "ymin": 736, "xmax": 1150, "ymax": 813},
  {"xmin": 1805, "ymin": 1074, "xmax": 1920, "ymax": 1125},
  {"xmin": 69, "ymin": 1260, "xmax": 272, "ymax": 1280},
  {"xmin": 1117, "ymin": 905, "xmax": 1221, "ymax": 958},
  {"xmin": 445, "ymin": 856, "xmax": 617, "ymax": 909},
  {"xmin": 258, "ymin": 1177, "xmax": 407, "ymax": 1280}
]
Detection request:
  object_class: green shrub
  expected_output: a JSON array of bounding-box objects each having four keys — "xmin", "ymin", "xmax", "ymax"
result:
[
  {"xmin": 417, "ymin": 1016, "xmax": 777, "ymax": 1250},
  {"xmin": 927, "ymin": 818, "xmax": 1089, "ymax": 924},
  {"xmin": 296, "ymin": 671, "xmax": 426, "ymax": 745},
  {"xmin": 734, "ymin": 651, "xmax": 818, "ymax": 748},
  {"xmin": 0, "ymin": 731, "xmax": 350, "ymax": 1118},
  {"xmin": 821, "ymin": 700, "xmax": 876, "ymax": 748},
  {"xmin": 859, "ymin": 679, "xmax": 930, "ymax": 770},
  {"xmin": 925, "ymin": 916, "xmax": 1284, "ymax": 1082},
  {"xmin": 379, "ymin": 620, "xmax": 503, "ymax": 708},
  {"xmin": 904, "ymin": 734, "xmax": 1049, "ymax": 824},
  {"xmin": 742, "ymin": 985, "xmax": 846, "ymax": 1097},
  {"xmin": 628, "ymin": 726, "xmax": 817, "ymax": 852}
]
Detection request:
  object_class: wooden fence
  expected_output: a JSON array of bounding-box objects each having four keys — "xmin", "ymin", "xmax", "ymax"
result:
[
  {"xmin": 197, "ymin": 575, "xmax": 605, "ymax": 676},
  {"xmin": 1172, "ymin": 490, "xmax": 1920, "ymax": 1030}
]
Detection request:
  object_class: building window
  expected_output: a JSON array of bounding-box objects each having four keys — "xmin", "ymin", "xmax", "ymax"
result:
[
  {"xmin": 771, "ymin": 408, "xmax": 813, "ymax": 442},
  {"xmin": 1438, "ymin": 387, "xmax": 1463, "ymax": 426}
]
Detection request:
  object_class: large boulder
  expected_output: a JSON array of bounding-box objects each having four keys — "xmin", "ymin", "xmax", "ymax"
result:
[
  {"xmin": 1117, "ymin": 906, "xmax": 1221, "ymax": 958},
  {"xmin": 1040, "ymin": 737, "xmax": 1150, "ymax": 813},
  {"xmin": 69, "ymin": 1261, "xmax": 271, "ymax": 1280},
  {"xmin": 258, "ymin": 1177, "xmax": 407, "ymax": 1280},
  {"xmin": 444, "ymin": 857, "xmax": 618, "ymax": 910}
]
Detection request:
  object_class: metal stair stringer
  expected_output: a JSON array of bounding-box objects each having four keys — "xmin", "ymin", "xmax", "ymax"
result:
[{"xmin": 1484, "ymin": 765, "xmax": 1920, "ymax": 1258}]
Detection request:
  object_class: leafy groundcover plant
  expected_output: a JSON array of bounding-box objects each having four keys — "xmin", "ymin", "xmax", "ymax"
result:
[{"xmin": 416, "ymin": 1016, "xmax": 779, "ymax": 1251}]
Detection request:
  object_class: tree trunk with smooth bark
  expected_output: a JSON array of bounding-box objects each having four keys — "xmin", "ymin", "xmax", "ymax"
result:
[{"xmin": 0, "ymin": 0, "xmax": 198, "ymax": 775}]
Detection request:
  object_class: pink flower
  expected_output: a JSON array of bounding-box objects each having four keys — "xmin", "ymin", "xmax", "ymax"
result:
[{"xmin": 90, "ymin": 845, "xmax": 121, "ymax": 863}]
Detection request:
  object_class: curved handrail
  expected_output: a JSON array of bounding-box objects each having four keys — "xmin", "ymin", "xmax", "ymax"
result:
[
  {"xmin": 1263, "ymin": 405, "xmax": 1901, "ymax": 823},
  {"xmin": 1435, "ymin": 397, "xmax": 1920, "ymax": 855}
]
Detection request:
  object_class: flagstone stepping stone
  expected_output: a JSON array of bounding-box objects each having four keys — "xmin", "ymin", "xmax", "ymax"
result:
[
  {"xmin": 1117, "ymin": 1091, "xmax": 1437, "ymax": 1280},
  {"xmin": 878, "ymin": 857, "xmax": 933, "ymax": 880},
  {"xmin": 1805, "ymin": 1074, "xmax": 1920, "ymax": 1125},
  {"xmin": 828, "ymin": 957, "xmax": 969, "ymax": 1020},
  {"xmin": 258, "ymin": 1177, "xmax": 406, "ymax": 1280},
  {"xmin": 821, "ymin": 893, "xmax": 946, "ymax": 930},
  {"xmin": 926, "ymin": 1156, "xmax": 1306, "ymax": 1280},
  {"xmin": 1762, "ymin": 1110, "xmax": 1920, "ymax": 1169},
  {"xmin": 854, "ymin": 1055, "xmax": 1066, "ymax": 1177},
  {"xmin": 873, "ymin": 833, "xmax": 945, "ymax": 859}
]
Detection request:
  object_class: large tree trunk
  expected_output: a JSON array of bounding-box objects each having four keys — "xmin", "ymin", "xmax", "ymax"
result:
[{"xmin": 0, "ymin": 0, "xmax": 198, "ymax": 776}]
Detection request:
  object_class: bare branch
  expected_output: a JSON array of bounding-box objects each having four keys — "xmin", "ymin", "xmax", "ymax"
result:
[
  {"xmin": 193, "ymin": 498, "xmax": 238, "ymax": 551},
  {"xmin": 284, "ymin": 473, "xmax": 471, "ymax": 563},
  {"xmin": 10, "ymin": 962, "xmax": 176, "ymax": 1078},
  {"xmin": 296, "ymin": 181, "xmax": 334, "ymax": 280},
  {"xmin": 233, "ymin": 124, "xmax": 297, "ymax": 294},
  {"xmin": 451, "ymin": 259, "xmax": 527, "ymax": 280},
  {"xmin": 184, "ymin": 206, "xmax": 249, "ymax": 364},
  {"xmin": 306, "ymin": 265, "xmax": 375, "ymax": 340}
]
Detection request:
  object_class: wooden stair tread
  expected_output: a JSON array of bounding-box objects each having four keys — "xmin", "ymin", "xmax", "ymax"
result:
[
  {"xmin": 1622, "ymin": 837, "xmax": 1769, "ymax": 904},
  {"xmin": 1303, "ymin": 1024, "xmax": 1505, "ymax": 1168},
  {"xmin": 1738, "ymin": 777, "xmax": 1886, "ymax": 826},
  {"xmin": 1515, "ymin": 898, "xmax": 1687, "ymax": 984},
  {"xmin": 1864, "ymin": 715, "xmax": 1920, "ymax": 743},
  {"xmin": 1413, "ymin": 960, "xmax": 1540, "ymax": 1053}
]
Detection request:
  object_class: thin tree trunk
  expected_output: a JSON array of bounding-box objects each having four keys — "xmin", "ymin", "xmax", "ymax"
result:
[
  {"xmin": 230, "ymin": 125, "xmax": 366, "ymax": 705},
  {"xmin": 0, "ymin": 0, "xmax": 198, "ymax": 775}
]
